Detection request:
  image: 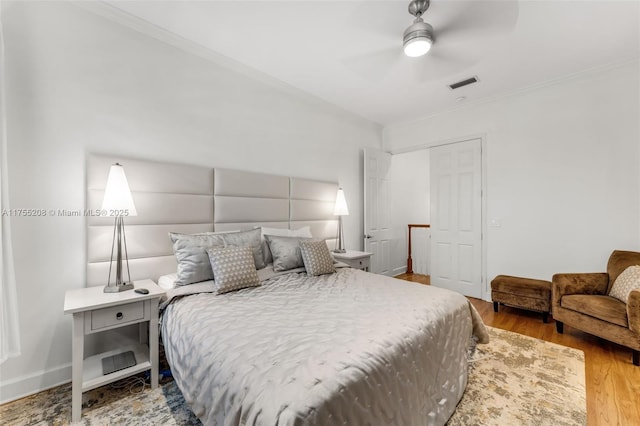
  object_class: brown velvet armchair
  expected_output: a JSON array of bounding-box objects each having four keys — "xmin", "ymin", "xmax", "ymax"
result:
[{"xmin": 552, "ymin": 250, "xmax": 640, "ymax": 366}]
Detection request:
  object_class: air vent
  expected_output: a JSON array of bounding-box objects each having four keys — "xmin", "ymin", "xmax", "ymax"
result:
[{"xmin": 448, "ymin": 76, "xmax": 479, "ymax": 90}]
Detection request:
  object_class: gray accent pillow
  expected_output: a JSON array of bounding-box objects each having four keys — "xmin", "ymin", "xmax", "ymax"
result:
[
  {"xmin": 221, "ymin": 228, "xmax": 266, "ymax": 270},
  {"xmin": 264, "ymin": 235, "xmax": 311, "ymax": 272},
  {"xmin": 261, "ymin": 226, "xmax": 313, "ymax": 264},
  {"xmin": 170, "ymin": 232, "xmax": 226, "ymax": 286},
  {"xmin": 207, "ymin": 246, "xmax": 260, "ymax": 294},
  {"xmin": 300, "ymin": 240, "xmax": 336, "ymax": 276}
]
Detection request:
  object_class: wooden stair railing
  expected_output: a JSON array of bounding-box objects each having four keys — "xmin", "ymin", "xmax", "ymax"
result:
[{"xmin": 407, "ymin": 224, "xmax": 430, "ymax": 274}]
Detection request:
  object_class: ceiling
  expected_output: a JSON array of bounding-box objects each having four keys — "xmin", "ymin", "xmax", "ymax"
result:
[{"xmin": 106, "ymin": 1, "xmax": 640, "ymax": 126}]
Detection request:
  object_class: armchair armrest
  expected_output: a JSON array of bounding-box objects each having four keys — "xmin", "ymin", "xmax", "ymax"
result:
[
  {"xmin": 551, "ymin": 272, "xmax": 609, "ymax": 310},
  {"xmin": 628, "ymin": 289, "xmax": 640, "ymax": 334}
]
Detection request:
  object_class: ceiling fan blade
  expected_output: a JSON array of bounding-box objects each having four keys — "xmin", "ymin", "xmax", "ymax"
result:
[
  {"xmin": 412, "ymin": 48, "xmax": 481, "ymax": 82},
  {"xmin": 432, "ymin": 0, "xmax": 519, "ymax": 44},
  {"xmin": 344, "ymin": 0, "xmax": 406, "ymax": 40},
  {"xmin": 342, "ymin": 47, "xmax": 404, "ymax": 81}
]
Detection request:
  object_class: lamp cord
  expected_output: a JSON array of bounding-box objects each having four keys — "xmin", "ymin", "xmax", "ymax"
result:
[{"xmin": 109, "ymin": 375, "xmax": 148, "ymax": 395}]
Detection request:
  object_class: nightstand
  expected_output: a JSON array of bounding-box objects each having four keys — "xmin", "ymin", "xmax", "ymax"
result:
[
  {"xmin": 332, "ymin": 250, "xmax": 373, "ymax": 271},
  {"xmin": 63, "ymin": 280, "xmax": 164, "ymax": 422}
]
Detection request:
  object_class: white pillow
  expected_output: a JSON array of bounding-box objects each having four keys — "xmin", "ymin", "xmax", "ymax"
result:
[
  {"xmin": 290, "ymin": 226, "xmax": 312, "ymax": 238},
  {"xmin": 261, "ymin": 226, "xmax": 312, "ymax": 264},
  {"xmin": 157, "ymin": 273, "xmax": 178, "ymax": 290},
  {"xmin": 261, "ymin": 226, "xmax": 312, "ymax": 238},
  {"xmin": 609, "ymin": 265, "xmax": 640, "ymax": 303}
]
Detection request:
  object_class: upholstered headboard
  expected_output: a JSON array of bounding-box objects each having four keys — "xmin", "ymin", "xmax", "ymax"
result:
[
  {"xmin": 86, "ymin": 154, "xmax": 338, "ymax": 287},
  {"xmin": 289, "ymin": 178, "xmax": 338, "ymax": 241},
  {"xmin": 212, "ymin": 168, "xmax": 290, "ymax": 232}
]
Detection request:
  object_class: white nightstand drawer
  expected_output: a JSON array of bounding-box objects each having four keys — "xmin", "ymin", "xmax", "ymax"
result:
[
  {"xmin": 332, "ymin": 250, "xmax": 373, "ymax": 271},
  {"xmin": 89, "ymin": 301, "xmax": 145, "ymax": 331},
  {"xmin": 353, "ymin": 258, "xmax": 370, "ymax": 269},
  {"xmin": 343, "ymin": 257, "xmax": 370, "ymax": 270}
]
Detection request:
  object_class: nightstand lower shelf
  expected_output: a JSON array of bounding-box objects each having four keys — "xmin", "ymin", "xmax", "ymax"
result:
[{"xmin": 82, "ymin": 343, "xmax": 151, "ymax": 391}]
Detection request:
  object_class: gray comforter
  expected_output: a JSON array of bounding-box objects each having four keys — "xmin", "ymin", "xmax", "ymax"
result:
[{"xmin": 160, "ymin": 267, "xmax": 488, "ymax": 426}]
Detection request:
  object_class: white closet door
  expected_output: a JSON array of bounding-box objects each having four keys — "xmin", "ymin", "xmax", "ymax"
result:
[{"xmin": 430, "ymin": 139, "xmax": 482, "ymax": 297}]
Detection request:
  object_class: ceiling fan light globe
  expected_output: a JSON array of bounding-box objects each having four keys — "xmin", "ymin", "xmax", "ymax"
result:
[
  {"xmin": 404, "ymin": 38, "xmax": 432, "ymax": 57},
  {"xmin": 403, "ymin": 19, "xmax": 433, "ymax": 57}
]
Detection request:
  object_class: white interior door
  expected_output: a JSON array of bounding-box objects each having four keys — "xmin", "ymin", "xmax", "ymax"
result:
[
  {"xmin": 430, "ymin": 139, "xmax": 482, "ymax": 297},
  {"xmin": 364, "ymin": 148, "xmax": 393, "ymax": 275}
]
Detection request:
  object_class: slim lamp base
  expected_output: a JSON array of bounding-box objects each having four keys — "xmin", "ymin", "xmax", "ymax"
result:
[
  {"xmin": 105, "ymin": 216, "xmax": 134, "ymax": 294},
  {"xmin": 334, "ymin": 215, "xmax": 347, "ymax": 254},
  {"xmin": 103, "ymin": 282, "xmax": 134, "ymax": 293}
]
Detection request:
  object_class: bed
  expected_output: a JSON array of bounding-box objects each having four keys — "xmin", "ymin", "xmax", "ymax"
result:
[
  {"xmin": 160, "ymin": 265, "xmax": 487, "ymax": 425},
  {"xmin": 85, "ymin": 154, "xmax": 488, "ymax": 426}
]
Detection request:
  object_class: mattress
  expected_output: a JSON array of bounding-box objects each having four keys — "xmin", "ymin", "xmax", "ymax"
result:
[{"xmin": 160, "ymin": 267, "xmax": 488, "ymax": 426}]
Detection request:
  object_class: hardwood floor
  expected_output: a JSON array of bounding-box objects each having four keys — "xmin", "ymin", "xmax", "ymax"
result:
[
  {"xmin": 396, "ymin": 273, "xmax": 640, "ymax": 426},
  {"xmin": 395, "ymin": 272, "xmax": 430, "ymax": 285}
]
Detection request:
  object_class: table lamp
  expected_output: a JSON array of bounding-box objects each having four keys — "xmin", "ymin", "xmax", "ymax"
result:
[
  {"xmin": 333, "ymin": 188, "xmax": 349, "ymax": 253},
  {"xmin": 102, "ymin": 163, "xmax": 137, "ymax": 293}
]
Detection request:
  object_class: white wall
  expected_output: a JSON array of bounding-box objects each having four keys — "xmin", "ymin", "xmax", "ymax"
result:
[
  {"xmin": 0, "ymin": 1, "xmax": 381, "ymax": 401},
  {"xmin": 388, "ymin": 150, "xmax": 430, "ymax": 276},
  {"xmin": 385, "ymin": 61, "xmax": 640, "ymax": 293}
]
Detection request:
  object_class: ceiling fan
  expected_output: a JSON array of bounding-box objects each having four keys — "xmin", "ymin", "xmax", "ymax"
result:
[
  {"xmin": 342, "ymin": 0, "xmax": 519, "ymax": 81},
  {"xmin": 403, "ymin": 0, "xmax": 435, "ymax": 57}
]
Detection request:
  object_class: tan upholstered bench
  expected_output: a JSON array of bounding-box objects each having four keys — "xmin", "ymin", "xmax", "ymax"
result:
[{"xmin": 491, "ymin": 275, "xmax": 552, "ymax": 323}]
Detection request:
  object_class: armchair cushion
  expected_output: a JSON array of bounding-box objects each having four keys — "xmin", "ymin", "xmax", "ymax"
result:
[
  {"xmin": 561, "ymin": 295, "xmax": 628, "ymax": 328},
  {"xmin": 552, "ymin": 272, "xmax": 609, "ymax": 311}
]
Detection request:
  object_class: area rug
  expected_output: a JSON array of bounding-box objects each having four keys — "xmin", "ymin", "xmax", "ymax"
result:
[
  {"xmin": 1, "ymin": 327, "xmax": 586, "ymax": 425},
  {"xmin": 447, "ymin": 326, "xmax": 586, "ymax": 426}
]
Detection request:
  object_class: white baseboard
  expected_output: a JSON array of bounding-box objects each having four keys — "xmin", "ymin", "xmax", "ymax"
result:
[
  {"xmin": 392, "ymin": 266, "xmax": 407, "ymax": 276},
  {"xmin": 0, "ymin": 363, "xmax": 71, "ymax": 404}
]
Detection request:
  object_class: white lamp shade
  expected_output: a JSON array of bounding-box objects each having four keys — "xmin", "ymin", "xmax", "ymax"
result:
[
  {"xmin": 101, "ymin": 163, "xmax": 137, "ymax": 217},
  {"xmin": 334, "ymin": 188, "xmax": 349, "ymax": 216}
]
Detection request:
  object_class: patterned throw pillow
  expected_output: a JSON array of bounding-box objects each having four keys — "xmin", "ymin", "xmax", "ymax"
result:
[
  {"xmin": 608, "ymin": 265, "xmax": 640, "ymax": 303},
  {"xmin": 220, "ymin": 228, "xmax": 266, "ymax": 270},
  {"xmin": 300, "ymin": 240, "xmax": 336, "ymax": 276},
  {"xmin": 207, "ymin": 246, "xmax": 260, "ymax": 294}
]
